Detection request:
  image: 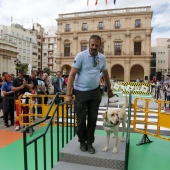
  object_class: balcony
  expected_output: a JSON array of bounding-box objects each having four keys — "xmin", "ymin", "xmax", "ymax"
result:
[
  {"xmin": 47, "ymin": 48, "xmax": 54, "ymax": 51},
  {"xmin": 81, "ymin": 26, "xmax": 88, "ymax": 31},
  {"xmin": 65, "ymin": 28, "xmax": 71, "ymax": 32},
  {"xmin": 47, "ymin": 55, "xmax": 54, "ymax": 58},
  {"xmin": 98, "ymin": 25, "xmax": 104, "ymax": 30}
]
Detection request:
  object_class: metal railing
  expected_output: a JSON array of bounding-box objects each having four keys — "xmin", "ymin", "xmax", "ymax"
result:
[
  {"xmin": 22, "ymin": 92, "xmax": 76, "ymax": 170},
  {"xmin": 124, "ymin": 91, "xmax": 132, "ymax": 170}
]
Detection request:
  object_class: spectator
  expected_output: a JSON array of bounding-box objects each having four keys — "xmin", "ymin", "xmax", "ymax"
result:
[
  {"xmin": 2, "ymin": 74, "xmax": 14, "ymax": 127},
  {"xmin": 12, "ymin": 70, "xmax": 32, "ymax": 131},
  {"xmin": 37, "ymin": 71, "xmax": 47, "ymax": 116}
]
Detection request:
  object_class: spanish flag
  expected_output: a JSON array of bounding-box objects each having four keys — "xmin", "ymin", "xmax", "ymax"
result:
[{"xmin": 95, "ymin": 0, "xmax": 98, "ymax": 5}]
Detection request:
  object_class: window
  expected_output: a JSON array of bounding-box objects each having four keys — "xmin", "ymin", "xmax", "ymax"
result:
[
  {"xmin": 158, "ymin": 52, "xmax": 165, "ymax": 54},
  {"xmin": 82, "ymin": 23, "xmax": 88, "ymax": 30},
  {"xmin": 44, "ymin": 53, "xmax": 47, "ymax": 56},
  {"xmin": 27, "ymin": 50, "xmax": 30, "ymax": 54},
  {"xmin": 114, "ymin": 42, "xmax": 122, "ymax": 55},
  {"xmin": 81, "ymin": 44, "xmax": 87, "ymax": 51},
  {"xmin": 134, "ymin": 42, "xmax": 141, "ymax": 55},
  {"xmin": 135, "ymin": 19, "xmax": 141, "ymax": 28},
  {"xmin": 98, "ymin": 22, "xmax": 104, "ymax": 29},
  {"xmin": 115, "ymin": 20, "xmax": 120, "ymax": 28},
  {"xmin": 65, "ymin": 24, "xmax": 70, "ymax": 32},
  {"xmin": 158, "ymin": 60, "xmax": 165, "ymax": 63},
  {"xmin": 27, "ymin": 43, "xmax": 30, "ymax": 47},
  {"xmin": 9, "ymin": 37, "xmax": 13, "ymax": 42},
  {"xmin": 64, "ymin": 44, "xmax": 70, "ymax": 56}
]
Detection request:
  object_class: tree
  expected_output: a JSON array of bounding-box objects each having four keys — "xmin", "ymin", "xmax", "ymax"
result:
[
  {"xmin": 16, "ymin": 63, "xmax": 28, "ymax": 75},
  {"xmin": 43, "ymin": 67, "xmax": 51, "ymax": 75}
]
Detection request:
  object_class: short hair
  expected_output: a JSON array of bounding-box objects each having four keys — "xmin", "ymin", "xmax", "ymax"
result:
[
  {"xmin": 37, "ymin": 70, "xmax": 43, "ymax": 75},
  {"xmin": 4, "ymin": 74, "xmax": 12, "ymax": 82},
  {"xmin": 89, "ymin": 35, "xmax": 101, "ymax": 45},
  {"xmin": 31, "ymin": 70, "xmax": 37, "ymax": 75},
  {"xmin": 56, "ymin": 71, "xmax": 61, "ymax": 75}
]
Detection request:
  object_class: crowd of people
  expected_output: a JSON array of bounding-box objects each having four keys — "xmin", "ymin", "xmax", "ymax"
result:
[
  {"xmin": 0, "ymin": 70, "xmax": 68, "ymax": 131},
  {"xmin": 151, "ymin": 75, "xmax": 170, "ymax": 110}
]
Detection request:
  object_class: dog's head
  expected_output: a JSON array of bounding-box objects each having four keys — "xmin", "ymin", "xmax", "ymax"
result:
[{"xmin": 103, "ymin": 108, "xmax": 121, "ymax": 126}]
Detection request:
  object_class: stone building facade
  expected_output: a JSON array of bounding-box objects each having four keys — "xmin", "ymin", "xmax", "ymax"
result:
[
  {"xmin": 56, "ymin": 6, "xmax": 153, "ymax": 82},
  {"xmin": 0, "ymin": 38, "xmax": 18, "ymax": 74}
]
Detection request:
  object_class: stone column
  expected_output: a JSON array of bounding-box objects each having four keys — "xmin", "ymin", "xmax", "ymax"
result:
[{"xmin": 124, "ymin": 59, "xmax": 130, "ymax": 82}]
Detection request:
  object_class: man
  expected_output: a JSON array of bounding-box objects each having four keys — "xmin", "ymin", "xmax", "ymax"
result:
[
  {"xmin": 53, "ymin": 71, "xmax": 64, "ymax": 94},
  {"xmin": 30, "ymin": 70, "xmax": 38, "ymax": 119},
  {"xmin": 36, "ymin": 71, "xmax": 47, "ymax": 116},
  {"xmin": 12, "ymin": 69, "xmax": 32, "ymax": 131},
  {"xmin": 65, "ymin": 35, "xmax": 114, "ymax": 154},
  {"xmin": 53, "ymin": 71, "xmax": 64, "ymax": 103},
  {"xmin": 0, "ymin": 72, "xmax": 8, "ymax": 119}
]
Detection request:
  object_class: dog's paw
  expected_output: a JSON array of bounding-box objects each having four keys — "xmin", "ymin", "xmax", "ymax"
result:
[
  {"xmin": 112, "ymin": 148, "xmax": 118, "ymax": 154},
  {"xmin": 102, "ymin": 147, "xmax": 108, "ymax": 152}
]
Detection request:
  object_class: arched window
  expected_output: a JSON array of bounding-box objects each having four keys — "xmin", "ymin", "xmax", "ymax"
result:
[
  {"xmin": 64, "ymin": 39, "xmax": 71, "ymax": 57},
  {"xmin": 134, "ymin": 36, "xmax": 142, "ymax": 55},
  {"xmin": 80, "ymin": 39, "xmax": 88, "ymax": 52}
]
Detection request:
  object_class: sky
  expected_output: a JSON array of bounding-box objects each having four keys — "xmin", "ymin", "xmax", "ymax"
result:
[{"xmin": 0, "ymin": 0, "xmax": 170, "ymax": 46}]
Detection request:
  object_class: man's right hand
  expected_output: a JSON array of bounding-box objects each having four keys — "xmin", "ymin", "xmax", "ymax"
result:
[{"xmin": 65, "ymin": 95, "xmax": 73, "ymax": 105}]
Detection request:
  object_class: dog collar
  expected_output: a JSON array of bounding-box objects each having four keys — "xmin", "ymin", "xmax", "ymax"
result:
[{"xmin": 103, "ymin": 122, "xmax": 116, "ymax": 127}]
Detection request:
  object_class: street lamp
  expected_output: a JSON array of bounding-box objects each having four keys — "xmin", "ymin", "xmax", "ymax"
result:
[{"xmin": 14, "ymin": 58, "xmax": 21, "ymax": 76}]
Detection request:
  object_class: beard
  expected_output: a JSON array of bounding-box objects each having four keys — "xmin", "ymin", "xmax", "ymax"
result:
[{"xmin": 89, "ymin": 49, "xmax": 98, "ymax": 56}]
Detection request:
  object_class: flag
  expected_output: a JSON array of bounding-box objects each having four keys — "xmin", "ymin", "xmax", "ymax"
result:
[
  {"xmin": 87, "ymin": 0, "xmax": 89, "ymax": 6},
  {"xmin": 105, "ymin": 0, "xmax": 108, "ymax": 5},
  {"xmin": 114, "ymin": 0, "xmax": 116, "ymax": 4},
  {"xmin": 95, "ymin": 0, "xmax": 98, "ymax": 5}
]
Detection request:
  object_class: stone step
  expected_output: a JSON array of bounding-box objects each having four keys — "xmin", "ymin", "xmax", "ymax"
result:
[
  {"xmin": 59, "ymin": 135, "xmax": 125, "ymax": 170},
  {"xmin": 52, "ymin": 162, "xmax": 114, "ymax": 170}
]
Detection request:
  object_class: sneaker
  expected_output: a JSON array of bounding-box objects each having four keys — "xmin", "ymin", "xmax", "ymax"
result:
[
  {"xmin": 4, "ymin": 123, "xmax": 9, "ymax": 128},
  {"xmin": 15, "ymin": 126, "xmax": 20, "ymax": 131},
  {"xmin": 87, "ymin": 144, "xmax": 95, "ymax": 154},
  {"xmin": 80, "ymin": 142, "xmax": 87, "ymax": 152}
]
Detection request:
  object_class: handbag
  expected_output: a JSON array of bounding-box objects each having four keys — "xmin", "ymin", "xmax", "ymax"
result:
[{"xmin": 48, "ymin": 84, "xmax": 54, "ymax": 95}]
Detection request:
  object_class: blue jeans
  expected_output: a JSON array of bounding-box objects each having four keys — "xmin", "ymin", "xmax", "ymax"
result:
[{"xmin": 74, "ymin": 86, "xmax": 101, "ymax": 144}]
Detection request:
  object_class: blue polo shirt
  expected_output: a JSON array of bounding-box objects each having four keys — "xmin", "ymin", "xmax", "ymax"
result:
[{"xmin": 72, "ymin": 49, "xmax": 107, "ymax": 91}]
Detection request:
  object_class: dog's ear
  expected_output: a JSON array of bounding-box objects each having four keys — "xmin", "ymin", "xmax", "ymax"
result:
[{"xmin": 103, "ymin": 111, "xmax": 107, "ymax": 119}]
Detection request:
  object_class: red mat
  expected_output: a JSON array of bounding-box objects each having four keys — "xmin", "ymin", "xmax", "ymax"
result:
[{"xmin": 0, "ymin": 130, "xmax": 23, "ymax": 148}]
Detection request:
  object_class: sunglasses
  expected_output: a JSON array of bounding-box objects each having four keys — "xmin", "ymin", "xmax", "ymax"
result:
[{"xmin": 93, "ymin": 58, "xmax": 98, "ymax": 67}]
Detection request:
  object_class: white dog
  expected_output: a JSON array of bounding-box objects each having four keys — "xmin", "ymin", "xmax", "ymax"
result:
[{"xmin": 102, "ymin": 96, "xmax": 128, "ymax": 154}]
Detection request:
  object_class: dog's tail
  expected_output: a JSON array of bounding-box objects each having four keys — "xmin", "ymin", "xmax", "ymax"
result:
[{"xmin": 121, "ymin": 95, "xmax": 128, "ymax": 110}]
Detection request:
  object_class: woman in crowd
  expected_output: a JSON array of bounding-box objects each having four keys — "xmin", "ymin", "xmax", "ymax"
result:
[{"xmin": 1, "ymin": 74, "xmax": 14, "ymax": 127}]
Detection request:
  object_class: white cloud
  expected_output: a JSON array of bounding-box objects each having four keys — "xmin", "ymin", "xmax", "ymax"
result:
[{"xmin": 0, "ymin": 0, "xmax": 170, "ymax": 45}]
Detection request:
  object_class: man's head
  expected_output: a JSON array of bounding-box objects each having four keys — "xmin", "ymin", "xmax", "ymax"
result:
[
  {"xmin": 43, "ymin": 73, "xmax": 48, "ymax": 80},
  {"xmin": 31, "ymin": 70, "xmax": 37, "ymax": 78},
  {"xmin": 89, "ymin": 35, "xmax": 101, "ymax": 57},
  {"xmin": 37, "ymin": 71, "xmax": 43, "ymax": 78},
  {"xmin": 56, "ymin": 71, "xmax": 61, "ymax": 78},
  {"xmin": 18, "ymin": 69, "xmax": 24, "ymax": 78}
]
